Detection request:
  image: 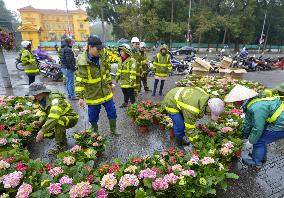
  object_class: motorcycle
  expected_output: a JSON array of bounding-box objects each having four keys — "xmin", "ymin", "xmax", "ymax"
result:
[
  {"xmin": 15, "ymin": 58, "xmax": 24, "ymax": 71},
  {"xmin": 272, "ymin": 57, "xmax": 284, "ymax": 70}
]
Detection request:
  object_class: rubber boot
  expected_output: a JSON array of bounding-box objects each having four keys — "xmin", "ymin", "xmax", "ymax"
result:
[
  {"xmin": 175, "ymin": 137, "xmax": 190, "ymax": 146},
  {"xmin": 91, "ymin": 123, "xmax": 98, "ymax": 132},
  {"xmin": 109, "ymin": 119, "xmax": 120, "ymax": 136}
]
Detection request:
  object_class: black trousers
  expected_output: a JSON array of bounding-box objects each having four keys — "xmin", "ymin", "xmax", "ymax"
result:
[
  {"xmin": 121, "ymin": 88, "xmax": 135, "ymax": 104},
  {"xmin": 28, "ymin": 75, "xmax": 35, "ymax": 85}
]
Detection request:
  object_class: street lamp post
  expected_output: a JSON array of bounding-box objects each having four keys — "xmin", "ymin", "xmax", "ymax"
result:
[{"xmin": 187, "ymin": 0, "xmax": 192, "ymax": 46}]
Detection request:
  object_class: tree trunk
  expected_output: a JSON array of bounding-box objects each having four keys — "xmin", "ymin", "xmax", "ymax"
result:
[
  {"xmin": 169, "ymin": 0, "xmax": 174, "ymax": 49},
  {"xmin": 198, "ymin": 35, "xmax": 201, "ymax": 52},
  {"xmin": 0, "ymin": 45, "xmax": 12, "ymax": 88},
  {"xmin": 263, "ymin": 15, "xmax": 271, "ymax": 52},
  {"xmin": 101, "ymin": 7, "xmax": 106, "ymax": 42},
  {"xmin": 222, "ymin": 28, "xmax": 227, "ymax": 45}
]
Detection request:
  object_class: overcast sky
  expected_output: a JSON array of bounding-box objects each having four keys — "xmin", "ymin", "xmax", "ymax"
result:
[{"xmin": 3, "ymin": 0, "xmax": 86, "ymax": 13}]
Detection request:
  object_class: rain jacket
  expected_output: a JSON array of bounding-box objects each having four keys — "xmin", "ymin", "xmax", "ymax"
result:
[
  {"xmin": 36, "ymin": 91, "xmax": 78, "ymax": 138},
  {"xmin": 75, "ymin": 50, "xmax": 113, "ymax": 105},
  {"xmin": 243, "ymin": 97, "xmax": 284, "ymax": 144},
  {"xmin": 116, "ymin": 52, "xmax": 137, "ymax": 89},
  {"xmin": 153, "ymin": 52, "xmax": 172, "ymax": 77},
  {"xmin": 137, "ymin": 51, "xmax": 149, "ymax": 75},
  {"xmin": 163, "ymin": 87, "xmax": 210, "ymax": 130},
  {"xmin": 20, "ymin": 49, "xmax": 39, "ymax": 76}
]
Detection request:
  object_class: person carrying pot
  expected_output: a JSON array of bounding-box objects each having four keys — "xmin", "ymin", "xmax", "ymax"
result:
[
  {"xmin": 163, "ymin": 86, "xmax": 224, "ymax": 146},
  {"xmin": 224, "ymin": 84, "xmax": 284, "ymax": 168}
]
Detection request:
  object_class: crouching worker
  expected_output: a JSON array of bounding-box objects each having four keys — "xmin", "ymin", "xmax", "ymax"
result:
[
  {"xmin": 30, "ymin": 82, "xmax": 79, "ymax": 154},
  {"xmin": 224, "ymin": 84, "xmax": 284, "ymax": 168},
  {"xmin": 163, "ymin": 86, "xmax": 224, "ymax": 146}
]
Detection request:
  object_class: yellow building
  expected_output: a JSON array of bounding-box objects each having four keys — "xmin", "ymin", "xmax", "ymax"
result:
[{"xmin": 17, "ymin": 5, "xmax": 90, "ymax": 48}]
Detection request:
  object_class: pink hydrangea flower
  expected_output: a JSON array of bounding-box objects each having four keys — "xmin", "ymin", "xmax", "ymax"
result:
[
  {"xmin": 163, "ymin": 173, "xmax": 179, "ymax": 184},
  {"xmin": 48, "ymin": 167, "xmax": 64, "ymax": 177},
  {"xmin": 69, "ymin": 182, "xmax": 92, "ymax": 198},
  {"xmin": 171, "ymin": 164, "xmax": 183, "ymax": 172},
  {"xmin": 63, "ymin": 156, "xmax": 76, "ymax": 166},
  {"xmin": 188, "ymin": 155, "xmax": 199, "ymax": 165},
  {"xmin": 0, "ymin": 138, "xmax": 8, "ymax": 146},
  {"xmin": 118, "ymin": 174, "xmax": 139, "ymax": 192},
  {"xmin": 152, "ymin": 178, "xmax": 169, "ymax": 190},
  {"xmin": 223, "ymin": 141, "xmax": 234, "ymax": 149},
  {"xmin": 100, "ymin": 173, "xmax": 117, "ymax": 191},
  {"xmin": 96, "ymin": 188, "xmax": 108, "ymax": 198},
  {"xmin": 2, "ymin": 171, "xmax": 23, "ymax": 188},
  {"xmin": 48, "ymin": 183, "xmax": 62, "ymax": 195},
  {"xmin": 201, "ymin": 157, "xmax": 215, "ymax": 165},
  {"xmin": 16, "ymin": 182, "xmax": 33, "ymax": 198},
  {"xmin": 221, "ymin": 127, "xmax": 233, "ymax": 133},
  {"xmin": 59, "ymin": 175, "xmax": 73, "ymax": 185},
  {"xmin": 138, "ymin": 168, "xmax": 157, "ymax": 179},
  {"xmin": 70, "ymin": 145, "xmax": 82, "ymax": 152},
  {"xmin": 180, "ymin": 170, "xmax": 196, "ymax": 177}
]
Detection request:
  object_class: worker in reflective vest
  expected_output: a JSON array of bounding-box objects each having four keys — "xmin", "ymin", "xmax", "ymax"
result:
[
  {"xmin": 20, "ymin": 41, "xmax": 40, "ymax": 84},
  {"xmin": 163, "ymin": 87, "xmax": 224, "ymax": 146},
  {"xmin": 225, "ymin": 84, "xmax": 284, "ymax": 168},
  {"xmin": 152, "ymin": 44, "xmax": 172, "ymax": 96},
  {"xmin": 76, "ymin": 36, "xmax": 118, "ymax": 135},
  {"xmin": 29, "ymin": 82, "xmax": 79, "ymax": 154}
]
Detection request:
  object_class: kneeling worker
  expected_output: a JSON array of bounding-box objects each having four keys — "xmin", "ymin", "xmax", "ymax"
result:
[
  {"xmin": 163, "ymin": 86, "xmax": 224, "ymax": 146},
  {"xmin": 30, "ymin": 82, "xmax": 79, "ymax": 153}
]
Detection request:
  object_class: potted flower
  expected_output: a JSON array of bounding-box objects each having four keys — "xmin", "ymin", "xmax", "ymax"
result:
[{"xmin": 135, "ymin": 112, "xmax": 152, "ymax": 133}]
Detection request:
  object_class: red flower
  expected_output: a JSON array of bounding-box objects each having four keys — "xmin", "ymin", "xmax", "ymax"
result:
[
  {"xmin": 4, "ymin": 156, "xmax": 15, "ymax": 163},
  {"xmin": 131, "ymin": 157, "xmax": 142, "ymax": 164},
  {"xmin": 231, "ymin": 108, "xmax": 243, "ymax": 116},
  {"xmin": 169, "ymin": 156, "xmax": 177, "ymax": 164},
  {"xmin": 86, "ymin": 175, "xmax": 94, "ymax": 183},
  {"xmin": 168, "ymin": 147, "xmax": 176, "ymax": 155},
  {"xmin": 45, "ymin": 163, "xmax": 53, "ymax": 170},
  {"xmin": 151, "ymin": 167, "xmax": 163, "ymax": 174},
  {"xmin": 0, "ymin": 124, "xmax": 5, "ymax": 130},
  {"xmin": 208, "ymin": 132, "xmax": 216, "ymax": 137},
  {"xmin": 16, "ymin": 161, "xmax": 28, "ymax": 172},
  {"xmin": 167, "ymin": 167, "xmax": 173, "ymax": 173},
  {"xmin": 177, "ymin": 151, "xmax": 185, "ymax": 157},
  {"xmin": 108, "ymin": 163, "xmax": 120, "ymax": 173}
]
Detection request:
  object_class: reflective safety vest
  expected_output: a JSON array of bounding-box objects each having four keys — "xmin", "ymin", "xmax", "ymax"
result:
[
  {"xmin": 75, "ymin": 51, "xmax": 113, "ymax": 105},
  {"xmin": 38, "ymin": 91, "xmax": 79, "ymax": 137},
  {"xmin": 247, "ymin": 97, "xmax": 284, "ymax": 123},
  {"xmin": 163, "ymin": 87, "xmax": 210, "ymax": 130},
  {"xmin": 153, "ymin": 53, "xmax": 172, "ymax": 77},
  {"xmin": 20, "ymin": 49, "xmax": 40, "ymax": 75},
  {"xmin": 116, "ymin": 57, "xmax": 137, "ymax": 88}
]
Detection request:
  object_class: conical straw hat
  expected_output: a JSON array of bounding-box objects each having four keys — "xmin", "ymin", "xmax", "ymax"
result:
[{"xmin": 224, "ymin": 84, "xmax": 258, "ymax": 103}]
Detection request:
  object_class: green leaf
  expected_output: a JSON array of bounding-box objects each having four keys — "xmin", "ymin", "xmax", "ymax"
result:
[
  {"xmin": 57, "ymin": 194, "xmax": 69, "ymax": 198},
  {"xmin": 207, "ymin": 188, "xmax": 216, "ymax": 195},
  {"xmin": 30, "ymin": 189, "xmax": 50, "ymax": 198},
  {"xmin": 225, "ymin": 173, "xmax": 239, "ymax": 179},
  {"xmin": 143, "ymin": 179, "xmax": 152, "ymax": 189},
  {"xmin": 135, "ymin": 188, "xmax": 146, "ymax": 198},
  {"xmin": 219, "ymin": 181, "xmax": 228, "ymax": 191},
  {"xmin": 62, "ymin": 184, "xmax": 71, "ymax": 193}
]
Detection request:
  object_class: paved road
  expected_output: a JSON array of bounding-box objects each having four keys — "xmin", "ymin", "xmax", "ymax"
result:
[{"xmin": 1, "ymin": 52, "xmax": 284, "ymax": 198}]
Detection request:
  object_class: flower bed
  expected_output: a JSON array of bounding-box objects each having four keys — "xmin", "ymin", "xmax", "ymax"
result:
[{"xmin": 1, "ymin": 74, "xmax": 265, "ymax": 197}]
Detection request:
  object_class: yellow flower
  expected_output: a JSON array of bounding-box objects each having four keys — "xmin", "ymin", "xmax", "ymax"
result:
[
  {"xmin": 73, "ymin": 134, "xmax": 81, "ymax": 139},
  {"xmin": 179, "ymin": 176, "xmax": 186, "ymax": 185},
  {"xmin": 199, "ymin": 178, "xmax": 207, "ymax": 185},
  {"xmin": 84, "ymin": 148, "xmax": 94, "ymax": 158},
  {"xmin": 41, "ymin": 179, "xmax": 50, "ymax": 187}
]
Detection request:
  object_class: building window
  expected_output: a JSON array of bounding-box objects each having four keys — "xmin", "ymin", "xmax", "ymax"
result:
[
  {"xmin": 46, "ymin": 23, "xmax": 50, "ymax": 29},
  {"xmin": 62, "ymin": 24, "xmax": 66, "ymax": 29},
  {"xmin": 80, "ymin": 23, "xmax": 84, "ymax": 29},
  {"xmin": 58, "ymin": 24, "xmax": 61, "ymax": 29},
  {"xmin": 52, "ymin": 24, "xmax": 55, "ymax": 29}
]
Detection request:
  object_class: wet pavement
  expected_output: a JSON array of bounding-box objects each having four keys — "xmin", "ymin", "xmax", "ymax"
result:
[{"xmin": 1, "ymin": 52, "xmax": 284, "ymax": 198}]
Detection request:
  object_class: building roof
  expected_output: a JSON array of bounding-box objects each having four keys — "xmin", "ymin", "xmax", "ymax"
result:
[{"xmin": 18, "ymin": 5, "xmax": 86, "ymax": 14}]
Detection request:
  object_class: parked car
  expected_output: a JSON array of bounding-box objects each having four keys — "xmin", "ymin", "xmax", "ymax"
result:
[{"xmin": 171, "ymin": 46, "xmax": 196, "ymax": 55}]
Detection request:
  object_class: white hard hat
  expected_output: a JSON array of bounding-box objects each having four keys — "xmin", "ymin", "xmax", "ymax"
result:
[
  {"xmin": 140, "ymin": 42, "xmax": 146, "ymax": 48},
  {"xmin": 131, "ymin": 37, "xmax": 140, "ymax": 43},
  {"xmin": 21, "ymin": 41, "xmax": 31, "ymax": 48},
  {"xmin": 221, "ymin": 49, "xmax": 225, "ymax": 52},
  {"xmin": 208, "ymin": 98, "xmax": 225, "ymax": 121}
]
